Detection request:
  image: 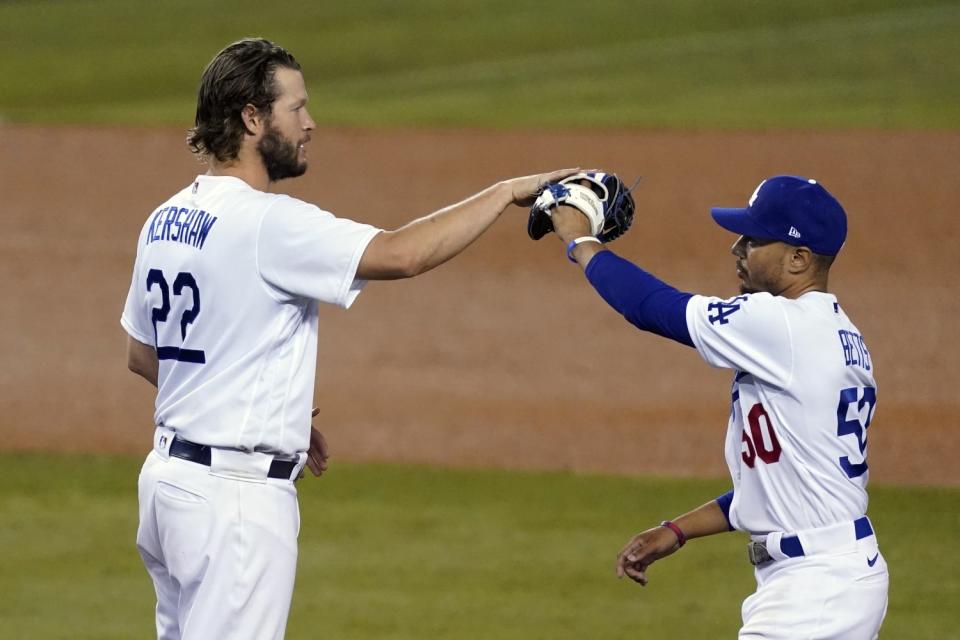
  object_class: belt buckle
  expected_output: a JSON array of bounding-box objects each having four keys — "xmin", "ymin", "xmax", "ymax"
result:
[{"xmin": 747, "ymin": 540, "xmax": 772, "ymax": 566}]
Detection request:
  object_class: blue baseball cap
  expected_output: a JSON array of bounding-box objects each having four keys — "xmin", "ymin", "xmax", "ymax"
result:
[{"xmin": 710, "ymin": 175, "xmax": 847, "ymax": 256}]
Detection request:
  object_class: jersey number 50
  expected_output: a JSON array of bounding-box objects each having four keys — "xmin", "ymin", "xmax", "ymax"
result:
[
  {"xmin": 741, "ymin": 388, "xmax": 877, "ymax": 479},
  {"xmin": 147, "ymin": 268, "xmax": 205, "ymax": 364},
  {"xmin": 741, "ymin": 403, "xmax": 782, "ymax": 468}
]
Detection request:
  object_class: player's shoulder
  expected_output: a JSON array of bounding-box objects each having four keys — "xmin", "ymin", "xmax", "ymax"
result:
[
  {"xmin": 149, "ymin": 182, "xmax": 193, "ymax": 213},
  {"xmin": 694, "ymin": 291, "xmax": 779, "ymax": 306},
  {"xmin": 136, "ymin": 182, "xmax": 194, "ymax": 235},
  {"xmin": 690, "ymin": 291, "xmax": 784, "ymax": 325},
  {"xmin": 779, "ymin": 291, "xmax": 846, "ymax": 325},
  {"xmin": 685, "ymin": 291, "xmax": 794, "ymax": 382},
  {"xmin": 141, "ymin": 176, "xmax": 210, "ymax": 217},
  {"xmin": 182, "ymin": 175, "xmax": 315, "ymax": 215},
  {"xmin": 193, "ymin": 176, "xmax": 335, "ymax": 222},
  {"xmin": 264, "ymin": 192, "xmax": 328, "ymax": 216}
]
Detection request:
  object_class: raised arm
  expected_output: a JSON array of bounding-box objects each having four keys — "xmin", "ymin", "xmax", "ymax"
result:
[
  {"xmin": 356, "ymin": 169, "xmax": 579, "ymax": 280},
  {"xmin": 549, "ymin": 204, "xmax": 694, "ymax": 347}
]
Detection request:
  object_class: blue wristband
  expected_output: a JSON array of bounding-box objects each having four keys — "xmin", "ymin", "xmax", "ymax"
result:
[{"xmin": 566, "ymin": 236, "xmax": 601, "ymax": 262}]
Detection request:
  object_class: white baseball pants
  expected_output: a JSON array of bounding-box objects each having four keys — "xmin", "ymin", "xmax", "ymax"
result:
[
  {"xmin": 740, "ymin": 520, "xmax": 889, "ymax": 639},
  {"xmin": 136, "ymin": 430, "xmax": 304, "ymax": 640}
]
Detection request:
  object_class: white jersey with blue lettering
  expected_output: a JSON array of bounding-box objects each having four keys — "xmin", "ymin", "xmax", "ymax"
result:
[
  {"xmin": 685, "ymin": 291, "xmax": 877, "ymax": 535},
  {"xmin": 121, "ymin": 174, "xmax": 380, "ymax": 456}
]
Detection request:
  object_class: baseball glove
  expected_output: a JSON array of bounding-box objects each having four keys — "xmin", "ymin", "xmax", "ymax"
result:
[{"xmin": 527, "ymin": 172, "xmax": 636, "ymax": 242}]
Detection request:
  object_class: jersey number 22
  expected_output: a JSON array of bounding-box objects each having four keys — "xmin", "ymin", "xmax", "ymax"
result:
[{"xmin": 147, "ymin": 268, "xmax": 205, "ymax": 363}]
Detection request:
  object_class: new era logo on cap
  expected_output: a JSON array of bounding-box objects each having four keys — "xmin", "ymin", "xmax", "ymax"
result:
[{"xmin": 709, "ymin": 175, "xmax": 847, "ymax": 256}]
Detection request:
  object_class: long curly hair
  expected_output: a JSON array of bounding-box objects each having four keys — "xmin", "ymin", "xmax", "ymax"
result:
[{"xmin": 187, "ymin": 38, "xmax": 301, "ymax": 162}]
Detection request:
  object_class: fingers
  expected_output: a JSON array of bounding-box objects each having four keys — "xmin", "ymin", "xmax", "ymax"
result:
[
  {"xmin": 616, "ymin": 551, "xmax": 651, "ymax": 586},
  {"xmin": 616, "ymin": 551, "xmax": 650, "ymax": 586},
  {"xmin": 542, "ymin": 167, "xmax": 581, "ymax": 183},
  {"xmin": 623, "ymin": 563, "xmax": 649, "ymax": 586},
  {"xmin": 513, "ymin": 168, "xmax": 582, "ymax": 205},
  {"xmin": 617, "ymin": 534, "xmax": 644, "ymax": 565},
  {"xmin": 533, "ymin": 168, "xmax": 581, "ymax": 196},
  {"xmin": 312, "ymin": 428, "xmax": 329, "ymax": 458},
  {"xmin": 616, "ymin": 541, "xmax": 640, "ymax": 577},
  {"xmin": 306, "ymin": 451, "xmax": 327, "ymax": 476},
  {"xmin": 616, "ymin": 530, "xmax": 664, "ymax": 585},
  {"xmin": 306, "ymin": 427, "xmax": 329, "ymax": 477},
  {"xmin": 305, "ymin": 408, "xmax": 327, "ymax": 477}
]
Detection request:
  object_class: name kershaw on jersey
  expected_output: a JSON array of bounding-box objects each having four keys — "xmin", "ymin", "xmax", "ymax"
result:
[{"xmin": 145, "ymin": 205, "xmax": 218, "ymax": 250}]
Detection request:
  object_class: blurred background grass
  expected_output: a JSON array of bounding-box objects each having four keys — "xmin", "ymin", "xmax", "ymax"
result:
[
  {"xmin": 1, "ymin": 453, "xmax": 957, "ymax": 639},
  {"xmin": 1, "ymin": 0, "xmax": 958, "ymax": 128}
]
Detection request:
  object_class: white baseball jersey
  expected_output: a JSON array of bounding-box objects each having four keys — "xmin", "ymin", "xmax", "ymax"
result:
[
  {"xmin": 686, "ymin": 291, "xmax": 877, "ymax": 535},
  {"xmin": 121, "ymin": 174, "xmax": 380, "ymax": 455}
]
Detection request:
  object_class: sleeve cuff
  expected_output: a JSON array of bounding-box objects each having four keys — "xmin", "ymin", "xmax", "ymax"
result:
[
  {"xmin": 716, "ymin": 489, "xmax": 735, "ymax": 531},
  {"xmin": 121, "ymin": 315, "xmax": 153, "ymax": 346}
]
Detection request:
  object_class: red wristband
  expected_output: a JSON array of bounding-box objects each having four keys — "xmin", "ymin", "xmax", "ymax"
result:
[{"xmin": 660, "ymin": 520, "xmax": 687, "ymax": 547}]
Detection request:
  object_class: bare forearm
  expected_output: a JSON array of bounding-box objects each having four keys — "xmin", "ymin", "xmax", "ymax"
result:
[
  {"xmin": 670, "ymin": 498, "xmax": 731, "ymax": 541},
  {"xmin": 616, "ymin": 497, "xmax": 732, "ymax": 585},
  {"xmin": 360, "ymin": 182, "xmax": 513, "ymax": 279},
  {"xmin": 402, "ymin": 181, "xmax": 513, "ymax": 272},
  {"xmin": 357, "ymin": 168, "xmax": 580, "ymax": 280}
]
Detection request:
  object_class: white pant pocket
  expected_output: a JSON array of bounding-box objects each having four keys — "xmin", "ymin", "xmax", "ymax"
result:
[
  {"xmin": 155, "ymin": 480, "xmax": 214, "ymax": 584},
  {"xmin": 157, "ymin": 480, "xmax": 208, "ymax": 504}
]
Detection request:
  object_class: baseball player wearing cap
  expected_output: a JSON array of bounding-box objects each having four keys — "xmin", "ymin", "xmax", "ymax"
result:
[
  {"xmin": 548, "ymin": 175, "xmax": 887, "ymax": 639},
  {"xmin": 121, "ymin": 37, "xmax": 578, "ymax": 640}
]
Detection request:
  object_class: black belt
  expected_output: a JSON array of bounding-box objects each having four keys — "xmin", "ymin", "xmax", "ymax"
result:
[{"xmin": 169, "ymin": 436, "xmax": 298, "ymax": 480}]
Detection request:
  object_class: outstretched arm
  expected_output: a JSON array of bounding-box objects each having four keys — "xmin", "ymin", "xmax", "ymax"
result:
[
  {"xmin": 549, "ymin": 205, "xmax": 694, "ymax": 347},
  {"xmin": 616, "ymin": 495, "xmax": 733, "ymax": 586},
  {"xmin": 357, "ymin": 169, "xmax": 580, "ymax": 280}
]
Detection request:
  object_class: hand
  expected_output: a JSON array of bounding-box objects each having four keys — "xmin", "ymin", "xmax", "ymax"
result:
[
  {"xmin": 304, "ymin": 407, "xmax": 330, "ymax": 477},
  {"xmin": 552, "ymin": 176, "xmax": 598, "ymax": 240},
  {"xmin": 615, "ymin": 525, "xmax": 683, "ymax": 586},
  {"xmin": 505, "ymin": 168, "xmax": 581, "ymax": 207},
  {"xmin": 526, "ymin": 171, "xmax": 634, "ymax": 247},
  {"xmin": 551, "ymin": 204, "xmax": 594, "ymax": 242}
]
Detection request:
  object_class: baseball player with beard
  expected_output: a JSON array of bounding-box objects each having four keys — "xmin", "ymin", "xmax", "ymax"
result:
[
  {"xmin": 543, "ymin": 176, "xmax": 888, "ymax": 638},
  {"xmin": 121, "ymin": 37, "xmax": 577, "ymax": 640}
]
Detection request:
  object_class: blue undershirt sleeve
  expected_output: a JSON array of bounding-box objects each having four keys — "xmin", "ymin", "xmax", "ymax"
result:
[
  {"xmin": 584, "ymin": 250, "xmax": 694, "ymax": 347},
  {"xmin": 716, "ymin": 489, "xmax": 735, "ymax": 531}
]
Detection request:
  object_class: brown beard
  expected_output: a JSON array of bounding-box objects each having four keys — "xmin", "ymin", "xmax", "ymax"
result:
[{"xmin": 258, "ymin": 123, "xmax": 306, "ymax": 182}]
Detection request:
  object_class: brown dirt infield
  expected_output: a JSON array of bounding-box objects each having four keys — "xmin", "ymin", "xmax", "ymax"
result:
[{"xmin": 2, "ymin": 125, "xmax": 957, "ymax": 486}]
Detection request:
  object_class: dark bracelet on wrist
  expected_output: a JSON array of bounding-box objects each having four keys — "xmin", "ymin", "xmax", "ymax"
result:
[{"xmin": 660, "ymin": 520, "xmax": 687, "ymax": 547}]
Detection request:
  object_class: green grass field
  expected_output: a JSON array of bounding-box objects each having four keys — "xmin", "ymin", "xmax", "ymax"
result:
[
  {"xmin": 0, "ymin": 453, "xmax": 957, "ymax": 639},
  {"xmin": 1, "ymin": 0, "xmax": 958, "ymax": 128}
]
